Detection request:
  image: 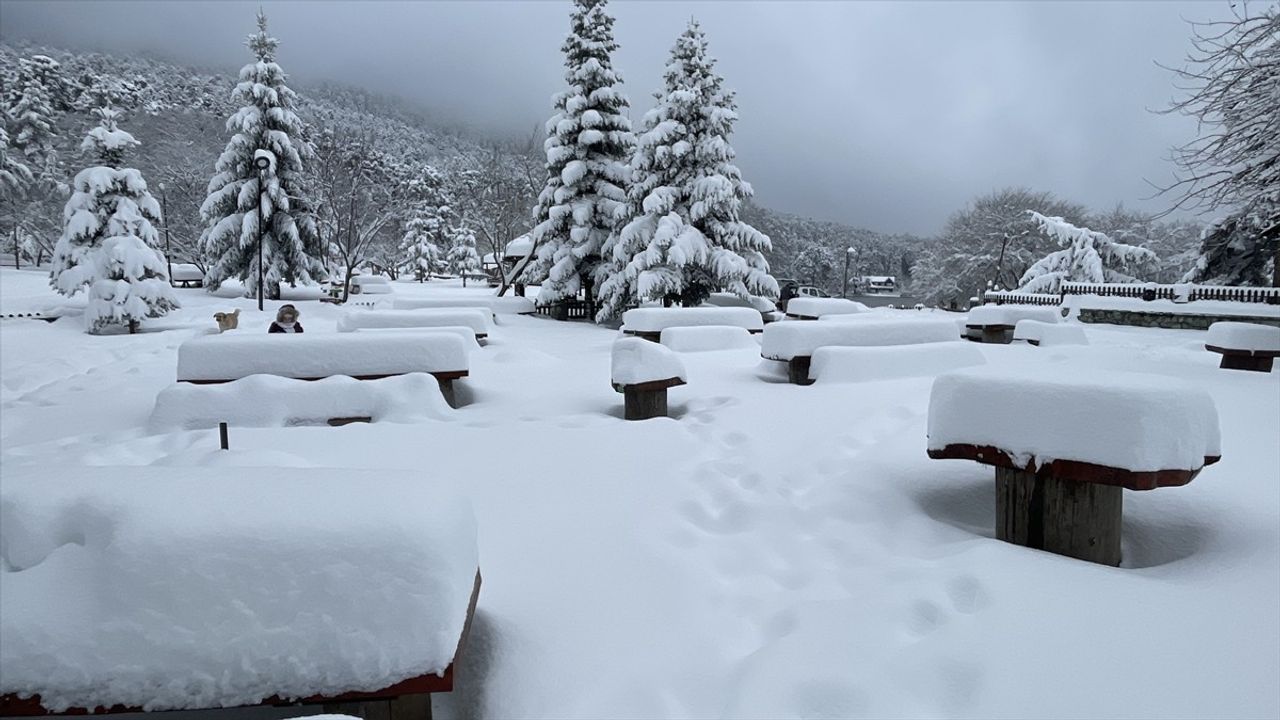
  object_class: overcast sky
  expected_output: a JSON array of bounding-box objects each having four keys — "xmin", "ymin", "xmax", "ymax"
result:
[{"xmin": 1, "ymin": 0, "xmax": 1230, "ymax": 235}]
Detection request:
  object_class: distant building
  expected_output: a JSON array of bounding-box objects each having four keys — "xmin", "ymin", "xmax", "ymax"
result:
[{"xmin": 857, "ymin": 275, "xmax": 897, "ymax": 295}]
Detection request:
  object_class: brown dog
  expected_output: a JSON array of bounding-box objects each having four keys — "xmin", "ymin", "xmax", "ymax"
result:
[{"xmin": 213, "ymin": 309, "xmax": 241, "ymax": 332}]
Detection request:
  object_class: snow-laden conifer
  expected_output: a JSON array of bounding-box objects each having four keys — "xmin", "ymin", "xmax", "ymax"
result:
[{"xmin": 1018, "ymin": 211, "xmax": 1157, "ymax": 293}]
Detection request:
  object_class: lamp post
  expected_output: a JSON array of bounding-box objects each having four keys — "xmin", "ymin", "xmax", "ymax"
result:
[
  {"xmin": 842, "ymin": 246, "xmax": 855, "ymax": 299},
  {"xmin": 159, "ymin": 182, "xmax": 172, "ymax": 285},
  {"xmin": 254, "ymin": 152, "xmax": 273, "ymax": 312}
]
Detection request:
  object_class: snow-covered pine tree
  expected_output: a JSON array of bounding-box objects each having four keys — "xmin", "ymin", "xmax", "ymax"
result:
[
  {"xmin": 0, "ymin": 126, "xmax": 33, "ymax": 197},
  {"xmin": 1018, "ymin": 211, "xmax": 1157, "ymax": 293},
  {"xmin": 49, "ymin": 106, "xmax": 177, "ymax": 331},
  {"xmin": 200, "ymin": 10, "xmax": 324, "ymax": 298},
  {"xmin": 596, "ymin": 20, "xmax": 776, "ymax": 321},
  {"xmin": 446, "ymin": 224, "xmax": 482, "ymax": 287},
  {"xmin": 1165, "ymin": 5, "xmax": 1279, "ymax": 286},
  {"xmin": 400, "ymin": 212, "xmax": 445, "ymax": 281},
  {"xmin": 522, "ymin": 0, "xmax": 633, "ymax": 309},
  {"xmin": 7, "ymin": 56, "xmax": 60, "ymax": 179}
]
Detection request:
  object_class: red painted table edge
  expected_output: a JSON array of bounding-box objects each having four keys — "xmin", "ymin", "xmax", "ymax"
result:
[{"xmin": 927, "ymin": 443, "xmax": 1220, "ymax": 491}]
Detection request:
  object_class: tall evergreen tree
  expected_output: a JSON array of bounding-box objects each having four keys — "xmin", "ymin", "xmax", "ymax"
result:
[
  {"xmin": 50, "ymin": 106, "xmax": 177, "ymax": 332},
  {"xmin": 7, "ymin": 56, "xmax": 60, "ymax": 180},
  {"xmin": 521, "ymin": 0, "xmax": 633, "ymax": 309},
  {"xmin": 596, "ymin": 21, "xmax": 776, "ymax": 321},
  {"xmin": 1018, "ymin": 212, "xmax": 1157, "ymax": 293},
  {"xmin": 446, "ymin": 224, "xmax": 482, "ymax": 286},
  {"xmin": 398, "ymin": 166, "xmax": 451, "ymax": 281},
  {"xmin": 200, "ymin": 10, "xmax": 324, "ymax": 298}
]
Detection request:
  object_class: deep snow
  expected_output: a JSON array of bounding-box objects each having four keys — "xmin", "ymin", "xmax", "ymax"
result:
[{"xmin": 1, "ymin": 267, "xmax": 1278, "ymax": 719}]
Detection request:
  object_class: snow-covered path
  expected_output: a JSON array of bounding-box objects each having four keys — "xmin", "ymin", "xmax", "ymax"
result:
[{"xmin": 2, "ymin": 268, "xmax": 1278, "ymax": 719}]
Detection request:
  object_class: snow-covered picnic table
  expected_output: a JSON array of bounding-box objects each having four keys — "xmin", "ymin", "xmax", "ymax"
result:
[
  {"xmin": 783, "ymin": 297, "xmax": 869, "ymax": 320},
  {"xmin": 175, "ymin": 332, "xmax": 470, "ymax": 406},
  {"xmin": 337, "ymin": 307, "xmax": 492, "ymax": 341},
  {"xmin": 611, "ymin": 337, "xmax": 687, "ymax": 420},
  {"xmin": 621, "ymin": 307, "xmax": 764, "ymax": 341},
  {"xmin": 760, "ymin": 317, "xmax": 958, "ymax": 384},
  {"xmin": 0, "ymin": 466, "xmax": 480, "ymax": 715},
  {"xmin": 394, "ymin": 295, "xmax": 535, "ymax": 316},
  {"xmin": 1205, "ymin": 321, "xmax": 1280, "ymax": 372},
  {"xmin": 927, "ymin": 365, "xmax": 1221, "ymax": 565},
  {"xmin": 1013, "ymin": 319, "xmax": 1088, "ymax": 347},
  {"xmin": 965, "ymin": 305, "xmax": 1061, "ymax": 343}
]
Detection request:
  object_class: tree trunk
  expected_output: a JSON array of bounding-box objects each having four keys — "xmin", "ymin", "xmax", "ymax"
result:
[
  {"xmin": 12, "ymin": 227, "xmax": 19, "ymax": 269},
  {"xmin": 128, "ymin": 320, "xmax": 139, "ymax": 334}
]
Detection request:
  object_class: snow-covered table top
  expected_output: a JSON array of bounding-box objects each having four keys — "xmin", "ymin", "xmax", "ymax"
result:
[
  {"xmin": 393, "ymin": 295, "xmax": 534, "ymax": 315},
  {"xmin": 761, "ymin": 318, "xmax": 959, "ymax": 360},
  {"xmin": 1205, "ymin": 321, "xmax": 1280, "ymax": 355},
  {"xmin": 611, "ymin": 336, "xmax": 687, "ymax": 389},
  {"xmin": 1013, "ymin": 319, "xmax": 1088, "ymax": 347},
  {"xmin": 621, "ymin": 307, "xmax": 764, "ymax": 334},
  {"xmin": 784, "ymin": 297, "xmax": 869, "ymax": 319},
  {"xmin": 966, "ymin": 304, "xmax": 1061, "ymax": 328},
  {"xmin": 337, "ymin": 308, "xmax": 492, "ymax": 335},
  {"xmin": 0, "ymin": 465, "xmax": 479, "ymax": 712},
  {"xmin": 176, "ymin": 332, "xmax": 469, "ymax": 382},
  {"xmin": 927, "ymin": 366, "xmax": 1221, "ymax": 488}
]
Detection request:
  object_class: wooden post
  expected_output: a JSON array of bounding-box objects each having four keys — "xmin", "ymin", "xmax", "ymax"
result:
[
  {"xmin": 1220, "ymin": 353, "xmax": 1274, "ymax": 372},
  {"xmin": 624, "ymin": 386, "xmax": 668, "ymax": 420},
  {"xmin": 980, "ymin": 325, "xmax": 1012, "ymax": 344},
  {"xmin": 995, "ymin": 466, "xmax": 1122, "ymax": 566},
  {"xmin": 219, "ymin": 422, "xmax": 228, "ymax": 450},
  {"xmin": 787, "ymin": 356, "xmax": 814, "ymax": 385}
]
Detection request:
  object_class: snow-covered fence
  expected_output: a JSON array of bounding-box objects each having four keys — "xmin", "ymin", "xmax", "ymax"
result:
[
  {"xmin": 760, "ymin": 317, "xmax": 958, "ymax": 385},
  {"xmin": 175, "ymin": 333, "xmax": 470, "ymax": 407},
  {"xmin": 1061, "ymin": 281, "xmax": 1280, "ymax": 304},
  {"xmin": 982, "ymin": 291, "xmax": 1060, "ymax": 306},
  {"xmin": 926, "ymin": 366, "xmax": 1221, "ymax": 566},
  {"xmin": 0, "ymin": 465, "xmax": 481, "ymax": 715}
]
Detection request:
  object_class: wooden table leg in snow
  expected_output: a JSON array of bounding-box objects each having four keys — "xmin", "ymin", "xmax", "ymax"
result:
[
  {"xmin": 787, "ymin": 355, "xmax": 814, "ymax": 386},
  {"xmin": 619, "ymin": 377, "xmax": 686, "ymax": 420},
  {"xmin": 931, "ymin": 444, "xmax": 1219, "ymax": 567},
  {"xmin": 1206, "ymin": 345, "xmax": 1277, "ymax": 373}
]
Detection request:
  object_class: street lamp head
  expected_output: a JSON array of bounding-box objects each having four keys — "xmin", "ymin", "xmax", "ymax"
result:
[
  {"xmin": 158, "ymin": 182, "xmax": 165, "ymax": 192},
  {"xmin": 255, "ymin": 156, "xmax": 271, "ymax": 170}
]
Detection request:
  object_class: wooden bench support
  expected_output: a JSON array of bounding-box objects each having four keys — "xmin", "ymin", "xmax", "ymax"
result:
[
  {"xmin": 787, "ymin": 356, "xmax": 814, "ymax": 386},
  {"xmin": 324, "ymin": 692, "xmax": 432, "ymax": 720},
  {"xmin": 618, "ymin": 377, "xmax": 685, "ymax": 420},
  {"xmin": 1207, "ymin": 344, "xmax": 1277, "ymax": 373},
  {"xmin": 995, "ymin": 466, "xmax": 1122, "ymax": 566},
  {"xmin": 978, "ymin": 325, "xmax": 1014, "ymax": 344},
  {"xmin": 328, "ymin": 416, "xmax": 373, "ymax": 427}
]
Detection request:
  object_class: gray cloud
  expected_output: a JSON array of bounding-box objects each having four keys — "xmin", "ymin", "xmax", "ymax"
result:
[{"xmin": 0, "ymin": 0, "xmax": 1229, "ymax": 235}]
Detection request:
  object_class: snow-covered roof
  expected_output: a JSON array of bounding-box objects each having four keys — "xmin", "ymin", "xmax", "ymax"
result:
[{"xmin": 505, "ymin": 235, "xmax": 532, "ymax": 257}]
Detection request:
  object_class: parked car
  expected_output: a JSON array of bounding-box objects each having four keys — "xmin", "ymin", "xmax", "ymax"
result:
[{"xmin": 796, "ymin": 285, "xmax": 830, "ymax": 298}]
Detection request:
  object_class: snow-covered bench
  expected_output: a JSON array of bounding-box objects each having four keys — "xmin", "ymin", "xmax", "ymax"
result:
[
  {"xmin": 337, "ymin": 308, "xmax": 492, "ymax": 342},
  {"xmin": 168, "ymin": 263, "xmax": 204, "ymax": 288},
  {"xmin": 760, "ymin": 317, "xmax": 958, "ymax": 385},
  {"xmin": 621, "ymin": 307, "xmax": 764, "ymax": 342},
  {"xmin": 176, "ymin": 333, "xmax": 470, "ymax": 407},
  {"xmin": 809, "ymin": 342, "xmax": 985, "ymax": 384},
  {"xmin": 966, "ymin": 305, "xmax": 1061, "ymax": 344},
  {"xmin": 1205, "ymin": 321, "xmax": 1280, "ymax": 373},
  {"xmin": 660, "ymin": 325, "xmax": 758, "ymax": 352},
  {"xmin": 927, "ymin": 366, "xmax": 1221, "ymax": 566},
  {"xmin": 0, "ymin": 465, "xmax": 481, "ymax": 717},
  {"xmin": 394, "ymin": 295, "xmax": 535, "ymax": 316},
  {"xmin": 784, "ymin": 297, "xmax": 869, "ymax": 320},
  {"xmin": 611, "ymin": 337, "xmax": 687, "ymax": 420},
  {"xmin": 1013, "ymin": 319, "xmax": 1088, "ymax": 347}
]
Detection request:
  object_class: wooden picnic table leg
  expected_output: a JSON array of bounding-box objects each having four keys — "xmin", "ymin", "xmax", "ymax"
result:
[
  {"xmin": 624, "ymin": 386, "xmax": 667, "ymax": 420},
  {"xmin": 995, "ymin": 466, "xmax": 1122, "ymax": 566},
  {"xmin": 1220, "ymin": 353, "xmax": 1273, "ymax": 372},
  {"xmin": 787, "ymin": 356, "xmax": 814, "ymax": 386},
  {"xmin": 981, "ymin": 326, "xmax": 1011, "ymax": 344},
  {"xmin": 323, "ymin": 694, "xmax": 432, "ymax": 720},
  {"xmin": 437, "ymin": 378, "xmax": 458, "ymax": 408}
]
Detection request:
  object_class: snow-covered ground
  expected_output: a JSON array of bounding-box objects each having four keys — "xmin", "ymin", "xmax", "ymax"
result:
[{"xmin": 2, "ymin": 267, "xmax": 1278, "ymax": 719}]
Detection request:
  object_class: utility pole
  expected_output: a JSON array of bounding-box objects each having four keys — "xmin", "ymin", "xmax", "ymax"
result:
[
  {"xmin": 159, "ymin": 183, "xmax": 172, "ymax": 284},
  {"xmin": 254, "ymin": 152, "xmax": 274, "ymax": 312},
  {"xmin": 842, "ymin": 247, "xmax": 855, "ymax": 299}
]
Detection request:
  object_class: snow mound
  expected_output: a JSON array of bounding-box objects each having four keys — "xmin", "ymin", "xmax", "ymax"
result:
[
  {"xmin": 928, "ymin": 365, "xmax": 1221, "ymax": 472},
  {"xmin": 352, "ymin": 325, "xmax": 480, "ymax": 350},
  {"xmin": 967, "ymin": 304, "xmax": 1061, "ymax": 327},
  {"xmin": 761, "ymin": 318, "xmax": 958, "ymax": 360},
  {"xmin": 0, "ymin": 465, "xmax": 478, "ymax": 712},
  {"xmin": 704, "ymin": 292, "xmax": 776, "ymax": 314},
  {"xmin": 811, "ymin": 342, "xmax": 986, "ymax": 383},
  {"xmin": 393, "ymin": 296, "xmax": 533, "ymax": 315},
  {"xmin": 660, "ymin": 325, "xmax": 757, "ymax": 352},
  {"xmin": 611, "ymin": 337, "xmax": 687, "ymax": 387},
  {"xmin": 1206, "ymin": 321, "xmax": 1280, "ymax": 353},
  {"xmin": 1014, "ymin": 320, "xmax": 1089, "ymax": 347},
  {"xmin": 785, "ymin": 297, "xmax": 869, "ymax": 318},
  {"xmin": 337, "ymin": 308, "xmax": 491, "ymax": 336},
  {"xmin": 150, "ymin": 373, "xmax": 453, "ymax": 431},
  {"xmin": 176, "ymin": 332, "xmax": 468, "ymax": 382},
  {"xmin": 622, "ymin": 306, "xmax": 764, "ymax": 333}
]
